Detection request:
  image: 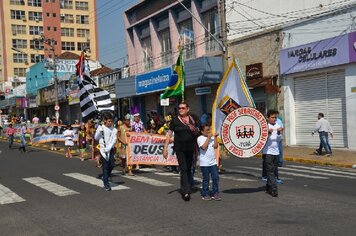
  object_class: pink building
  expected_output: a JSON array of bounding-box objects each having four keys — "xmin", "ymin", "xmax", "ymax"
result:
[{"xmin": 116, "ymin": 0, "xmax": 224, "ymax": 120}]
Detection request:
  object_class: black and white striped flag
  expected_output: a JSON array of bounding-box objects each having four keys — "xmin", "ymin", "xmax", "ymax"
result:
[{"xmin": 76, "ymin": 52, "xmax": 114, "ymax": 122}]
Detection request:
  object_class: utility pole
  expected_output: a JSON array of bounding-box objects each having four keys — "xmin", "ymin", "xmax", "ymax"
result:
[
  {"xmin": 219, "ymin": 0, "xmax": 228, "ymax": 72},
  {"xmin": 36, "ymin": 36, "xmax": 59, "ymax": 123}
]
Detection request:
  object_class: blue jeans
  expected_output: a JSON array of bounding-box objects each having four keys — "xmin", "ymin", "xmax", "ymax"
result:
[
  {"xmin": 278, "ymin": 141, "xmax": 283, "ymax": 166},
  {"xmin": 101, "ymin": 150, "xmax": 115, "ymax": 188},
  {"xmin": 318, "ymin": 132, "xmax": 332, "ymax": 154},
  {"xmin": 8, "ymin": 135, "xmax": 14, "ymax": 147},
  {"xmin": 200, "ymin": 165, "xmax": 219, "ymax": 197},
  {"xmin": 20, "ymin": 136, "xmax": 26, "ymax": 147}
]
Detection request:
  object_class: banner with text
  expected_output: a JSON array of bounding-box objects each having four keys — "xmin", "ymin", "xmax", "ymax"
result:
[
  {"xmin": 126, "ymin": 132, "xmax": 178, "ymax": 166},
  {"xmin": 31, "ymin": 125, "xmax": 78, "ymax": 145}
]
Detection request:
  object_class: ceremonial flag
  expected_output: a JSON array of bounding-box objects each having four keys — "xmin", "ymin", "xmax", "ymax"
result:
[
  {"xmin": 76, "ymin": 52, "xmax": 114, "ymax": 122},
  {"xmin": 212, "ymin": 59, "xmax": 255, "ymax": 133},
  {"xmin": 161, "ymin": 47, "xmax": 185, "ymax": 100}
]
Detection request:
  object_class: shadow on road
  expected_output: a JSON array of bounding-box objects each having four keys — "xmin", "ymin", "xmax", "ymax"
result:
[{"xmin": 222, "ymin": 186, "xmax": 265, "ymax": 194}]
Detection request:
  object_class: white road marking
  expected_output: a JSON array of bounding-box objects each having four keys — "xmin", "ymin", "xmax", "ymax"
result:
[
  {"xmin": 219, "ymin": 175, "xmax": 256, "ymax": 182},
  {"xmin": 287, "ymin": 165, "xmax": 356, "ymax": 177},
  {"xmin": 23, "ymin": 177, "xmax": 79, "ymax": 196},
  {"xmin": 0, "ymin": 184, "xmax": 26, "ymax": 205},
  {"xmin": 64, "ymin": 173, "xmax": 129, "ymax": 190},
  {"xmin": 120, "ymin": 175, "xmax": 173, "ymax": 187},
  {"xmin": 239, "ymin": 167, "xmax": 329, "ymax": 179},
  {"xmin": 279, "ymin": 167, "xmax": 356, "ymax": 179}
]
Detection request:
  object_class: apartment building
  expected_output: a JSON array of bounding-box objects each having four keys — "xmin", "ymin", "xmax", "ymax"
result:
[{"xmin": 0, "ymin": 0, "xmax": 98, "ymax": 95}]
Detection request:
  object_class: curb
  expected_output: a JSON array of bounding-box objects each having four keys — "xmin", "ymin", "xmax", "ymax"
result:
[{"xmin": 255, "ymin": 154, "xmax": 354, "ymax": 169}]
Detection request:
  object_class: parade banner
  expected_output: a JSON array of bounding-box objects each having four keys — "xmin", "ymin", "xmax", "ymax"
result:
[
  {"xmin": 126, "ymin": 132, "xmax": 178, "ymax": 166},
  {"xmin": 31, "ymin": 125, "xmax": 78, "ymax": 145}
]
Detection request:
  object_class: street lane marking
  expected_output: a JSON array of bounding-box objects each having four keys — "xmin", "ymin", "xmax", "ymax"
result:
[
  {"xmin": 23, "ymin": 177, "xmax": 79, "ymax": 196},
  {"xmin": 239, "ymin": 167, "xmax": 329, "ymax": 179},
  {"xmin": 219, "ymin": 175, "xmax": 256, "ymax": 182},
  {"xmin": 279, "ymin": 167, "xmax": 356, "ymax": 179},
  {"xmin": 64, "ymin": 173, "xmax": 130, "ymax": 190},
  {"xmin": 119, "ymin": 175, "xmax": 173, "ymax": 187},
  {"xmin": 0, "ymin": 184, "xmax": 26, "ymax": 205},
  {"xmin": 287, "ymin": 165, "xmax": 356, "ymax": 177}
]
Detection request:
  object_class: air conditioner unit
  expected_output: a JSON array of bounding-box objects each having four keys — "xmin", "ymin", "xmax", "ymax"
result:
[{"xmin": 21, "ymin": 16, "xmax": 27, "ymax": 22}]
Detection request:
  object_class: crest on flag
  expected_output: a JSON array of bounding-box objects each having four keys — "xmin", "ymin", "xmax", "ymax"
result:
[{"xmin": 212, "ymin": 59, "xmax": 255, "ymax": 134}]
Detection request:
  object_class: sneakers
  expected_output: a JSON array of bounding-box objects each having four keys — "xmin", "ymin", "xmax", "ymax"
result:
[
  {"xmin": 271, "ymin": 190, "xmax": 278, "ymax": 197},
  {"xmin": 261, "ymin": 177, "xmax": 267, "ymax": 182},
  {"xmin": 201, "ymin": 196, "xmax": 211, "ymax": 201},
  {"xmin": 276, "ymin": 178, "xmax": 284, "ymax": 184},
  {"xmin": 324, "ymin": 154, "xmax": 331, "ymax": 157},
  {"xmin": 211, "ymin": 193, "xmax": 222, "ymax": 201},
  {"xmin": 182, "ymin": 193, "xmax": 190, "ymax": 201},
  {"xmin": 104, "ymin": 186, "xmax": 111, "ymax": 191}
]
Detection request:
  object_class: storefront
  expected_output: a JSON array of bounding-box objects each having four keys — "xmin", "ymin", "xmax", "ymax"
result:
[
  {"xmin": 280, "ymin": 32, "xmax": 356, "ymax": 149},
  {"xmin": 115, "ymin": 56, "xmax": 223, "ymax": 123}
]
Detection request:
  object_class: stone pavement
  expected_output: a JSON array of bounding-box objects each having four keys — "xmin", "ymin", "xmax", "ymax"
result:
[{"xmin": 280, "ymin": 146, "xmax": 356, "ymax": 168}]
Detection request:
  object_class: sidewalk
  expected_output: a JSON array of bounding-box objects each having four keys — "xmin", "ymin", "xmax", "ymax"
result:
[{"xmin": 277, "ymin": 146, "xmax": 356, "ymax": 168}]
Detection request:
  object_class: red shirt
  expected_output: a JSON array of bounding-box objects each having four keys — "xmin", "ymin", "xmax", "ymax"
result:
[{"xmin": 6, "ymin": 127, "xmax": 16, "ymax": 136}]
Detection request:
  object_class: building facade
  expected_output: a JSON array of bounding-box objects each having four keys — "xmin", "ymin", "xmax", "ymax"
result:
[
  {"xmin": 280, "ymin": 6, "xmax": 356, "ymax": 149},
  {"xmin": 116, "ymin": 0, "xmax": 224, "ymax": 122},
  {"xmin": 0, "ymin": 0, "xmax": 98, "ymax": 95}
]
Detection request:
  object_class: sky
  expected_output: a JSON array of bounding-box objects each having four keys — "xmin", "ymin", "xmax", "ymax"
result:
[{"xmin": 97, "ymin": 0, "xmax": 140, "ymax": 69}]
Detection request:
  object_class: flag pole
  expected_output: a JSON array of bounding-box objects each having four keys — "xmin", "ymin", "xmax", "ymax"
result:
[{"xmin": 178, "ymin": 42, "xmax": 184, "ymax": 102}]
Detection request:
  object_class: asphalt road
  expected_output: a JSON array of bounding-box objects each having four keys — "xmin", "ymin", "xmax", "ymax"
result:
[{"xmin": 1, "ymin": 141, "xmax": 355, "ymax": 236}]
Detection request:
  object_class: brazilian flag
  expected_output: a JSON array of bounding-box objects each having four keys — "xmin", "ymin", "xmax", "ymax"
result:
[{"xmin": 161, "ymin": 48, "xmax": 185, "ymax": 100}]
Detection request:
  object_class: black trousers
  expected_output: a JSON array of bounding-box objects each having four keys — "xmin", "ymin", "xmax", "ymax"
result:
[
  {"xmin": 101, "ymin": 150, "xmax": 115, "ymax": 188},
  {"xmin": 175, "ymin": 151, "xmax": 193, "ymax": 195},
  {"xmin": 264, "ymin": 154, "xmax": 278, "ymax": 192},
  {"xmin": 262, "ymin": 154, "xmax": 279, "ymax": 178}
]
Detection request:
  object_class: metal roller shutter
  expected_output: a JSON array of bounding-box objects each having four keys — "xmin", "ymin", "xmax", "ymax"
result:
[{"xmin": 294, "ymin": 70, "xmax": 347, "ymax": 147}]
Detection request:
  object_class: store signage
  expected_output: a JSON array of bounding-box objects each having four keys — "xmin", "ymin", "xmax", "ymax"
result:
[
  {"xmin": 246, "ymin": 63, "xmax": 263, "ymax": 80},
  {"xmin": 195, "ymin": 87, "xmax": 211, "ymax": 95},
  {"xmin": 135, "ymin": 67, "xmax": 172, "ymax": 95},
  {"xmin": 16, "ymin": 97, "xmax": 27, "ymax": 109},
  {"xmin": 221, "ymin": 107, "xmax": 268, "ymax": 158},
  {"xmin": 39, "ymin": 82, "xmax": 66, "ymax": 105},
  {"xmin": 280, "ymin": 31, "xmax": 356, "ymax": 74}
]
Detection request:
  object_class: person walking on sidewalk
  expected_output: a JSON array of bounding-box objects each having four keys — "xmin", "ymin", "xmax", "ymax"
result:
[
  {"xmin": 262, "ymin": 110, "xmax": 283, "ymax": 198},
  {"xmin": 19, "ymin": 123, "xmax": 27, "ymax": 152},
  {"xmin": 163, "ymin": 101, "xmax": 199, "ymax": 201},
  {"xmin": 6, "ymin": 123, "xmax": 16, "ymax": 148},
  {"xmin": 312, "ymin": 113, "xmax": 333, "ymax": 157},
  {"xmin": 95, "ymin": 112, "xmax": 118, "ymax": 191},
  {"xmin": 198, "ymin": 124, "xmax": 221, "ymax": 201}
]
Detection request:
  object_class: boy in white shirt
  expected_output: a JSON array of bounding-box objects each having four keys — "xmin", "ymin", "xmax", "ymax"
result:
[
  {"xmin": 197, "ymin": 124, "xmax": 221, "ymax": 201},
  {"xmin": 63, "ymin": 125, "xmax": 74, "ymax": 158},
  {"xmin": 262, "ymin": 110, "xmax": 283, "ymax": 197},
  {"xmin": 94, "ymin": 112, "xmax": 117, "ymax": 191}
]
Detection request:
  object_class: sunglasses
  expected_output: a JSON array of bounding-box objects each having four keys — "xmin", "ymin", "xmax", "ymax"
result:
[{"xmin": 178, "ymin": 107, "xmax": 187, "ymax": 110}]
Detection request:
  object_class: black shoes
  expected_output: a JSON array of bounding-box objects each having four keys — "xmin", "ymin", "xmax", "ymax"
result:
[
  {"xmin": 265, "ymin": 186, "xmax": 278, "ymax": 197},
  {"xmin": 182, "ymin": 193, "xmax": 190, "ymax": 201}
]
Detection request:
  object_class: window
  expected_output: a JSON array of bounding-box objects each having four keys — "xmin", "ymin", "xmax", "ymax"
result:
[
  {"xmin": 11, "ymin": 25, "xmax": 26, "ymax": 35},
  {"xmin": 10, "ymin": 0, "xmax": 25, "ymax": 5},
  {"xmin": 53, "ymin": 27, "xmax": 57, "ymax": 31},
  {"xmin": 46, "ymin": 13, "xmax": 50, "ymax": 17},
  {"xmin": 13, "ymin": 68, "xmax": 27, "ymax": 77},
  {"xmin": 76, "ymin": 15, "xmax": 89, "ymax": 24},
  {"xmin": 77, "ymin": 28, "xmax": 89, "ymax": 37},
  {"xmin": 159, "ymin": 30, "xmax": 172, "ymax": 66},
  {"xmin": 29, "ymin": 11, "xmax": 43, "ymax": 21},
  {"xmin": 203, "ymin": 10, "xmax": 220, "ymax": 52},
  {"xmin": 60, "ymin": 14, "xmax": 74, "ymax": 23},
  {"xmin": 12, "ymin": 39, "xmax": 27, "ymax": 49},
  {"xmin": 62, "ymin": 42, "xmax": 75, "ymax": 51},
  {"xmin": 60, "ymin": 0, "xmax": 73, "ymax": 9},
  {"xmin": 30, "ymin": 39, "xmax": 44, "ymax": 49},
  {"xmin": 13, "ymin": 53, "xmax": 28, "ymax": 63},
  {"xmin": 142, "ymin": 37, "xmax": 153, "ymax": 71},
  {"xmin": 179, "ymin": 20, "xmax": 195, "ymax": 60},
  {"xmin": 52, "ymin": 13, "xmax": 56, "ymax": 17},
  {"xmin": 29, "ymin": 26, "xmax": 43, "ymax": 35},
  {"xmin": 28, "ymin": 0, "xmax": 42, "ymax": 7},
  {"xmin": 77, "ymin": 42, "xmax": 89, "ymax": 51},
  {"xmin": 10, "ymin": 10, "xmax": 26, "ymax": 20},
  {"xmin": 61, "ymin": 28, "xmax": 74, "ymax": 37},
  {"xmin": 30, "ymin": 54, "xmax": 44, "ymax": 63},
  {"xmin": 75, "ymin": 1, "xmax": 89, "ymax": 10}
]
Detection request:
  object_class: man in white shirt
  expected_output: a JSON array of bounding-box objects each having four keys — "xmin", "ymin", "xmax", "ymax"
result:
[
  {"xmin": 312, "ymin": 113, "xmax": 333, "ymax": 157},
  {"xmin": 94, "ymin": 112, "xmax": 118, "ymax": 191}
]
